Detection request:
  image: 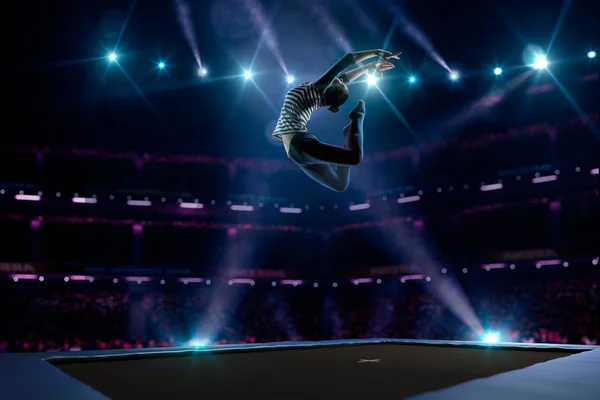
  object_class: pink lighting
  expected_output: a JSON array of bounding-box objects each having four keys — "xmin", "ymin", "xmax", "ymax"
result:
[
  {"xmin": 482, "ymin": 263, "xmax": 507, "ymax": 270},
  {"xmin": 180, "ymin": 202, "xmax": 204, "ymax": 209},
  {"xmin": 532, "ymin": 175, "xmax": 558, "ymax": 184},
  {"xmin": 397, "ymin": 195, "xmax": 421, "ymax": 204},
  {"xmin": 9, "ymin": 274, "xmax": 39, "ymax": 280},
  {"xmin": 124, "ymin": 276, "xmax": 152, "ymax": 282},
  {"xmin": 30, "ymin": 219, "xmax": 41, "ymax": 230},
  {"xmin": 401, "ymin": 274, "xmax": 425, "ymax": 281},
  {"xmin": 280, "ymin": 280, "xmax": 304, "ymax": 285},
  {"xmin": 14, "ymin": 194, "xmax": 41, "ymax": 201},
  {"xmin": 179, "ymin": 277, "xmax": 205, "ymax": 283},
  {"xmin": 349, "ymin": 203, "xmax": 370, "ymax": 211},
  {"xmin": 230, "ymin": 278, "xmax": 254, "ymax": 284},
  {"xmin": 351, "ymin": 278, "xmax": 373, "ymax": 284},
  {"xmin": 72, "ymin": 197, "xmax": 98, "ymax": 204},
  {"xmin": 581, "ymin": 73, "xmax": 599, "ymax": 83},
  {"xmin": 279, "ymin": 207, "xmax": 302, "ymax": 214},
  {"xmin": 535, "ymin": 259, "xmax": 562, "ymax": 266},
  {"xmin": 230, "ymin": 205, "xmax": 254, "ymax": 212},
  {"xmin": 127, "ymin": 200, "xmax": 152, "ymax": 207},
  {"xmin": 132, "ymin": 223, "xmax": 143, "ymax": 234},
  {"xmin": 480, "ymin": 183, "xmax": 503, "ymax": 192},
  {"xmin": 227, "ymin": 228, "xmax": 238, "ymax": 237},
  {"xmin": 591, "ymin": 168, "xmax": 599, "ymax": 175},
  {"xmin": 525, "ymin": 83, "xmax": 556, "ymax": 95},
  {"xmin": 69, "ymin": 275, "xmax": 91, "ymax": 281}
]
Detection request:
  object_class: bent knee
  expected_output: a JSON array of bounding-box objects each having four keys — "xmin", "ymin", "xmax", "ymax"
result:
[
  {"xmin": 331, "ymin": 182, "xmax": 349, "ymax": 192},
  {"xmin": 349, "ymin": 151, "xmax": 363, "ymax": 166},
  {"xmin": 287, "ymin": 147, "xmax": 305, "ymax": 165}
]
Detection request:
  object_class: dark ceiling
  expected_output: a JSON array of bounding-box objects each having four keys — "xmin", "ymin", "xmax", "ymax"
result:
[{"xmin": 9, "ymin": 0, "xmax": 600, "ymax": 156}]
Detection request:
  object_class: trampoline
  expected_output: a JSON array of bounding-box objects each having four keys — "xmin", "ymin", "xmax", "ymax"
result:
[{"xmin": 1, "ymin": 339, "xmax": 599, "ymax": 399}]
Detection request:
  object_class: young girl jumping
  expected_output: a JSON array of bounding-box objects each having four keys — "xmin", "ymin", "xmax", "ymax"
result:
[{"xmin": 272, "ymin": 49, "xmax": 400, "ymax": 192}]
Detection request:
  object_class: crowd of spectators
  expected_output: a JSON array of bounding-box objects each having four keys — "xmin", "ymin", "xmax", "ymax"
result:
[
  {"xmin": 1, "ymin": 271, "xmax": 597, "ymax": 353},
  {"xmin": 3, "ymin": 115, "xmax": 598, "ymax": 198}
]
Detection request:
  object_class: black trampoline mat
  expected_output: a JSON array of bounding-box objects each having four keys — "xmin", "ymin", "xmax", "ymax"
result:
[{"xmin": 57, "ymin": 344, "xmax": 571, "ymax": 400}]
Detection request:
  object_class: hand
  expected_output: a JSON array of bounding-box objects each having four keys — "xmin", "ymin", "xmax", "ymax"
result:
[
  {"xmin": 368, "ymin": 61, "xmax": 395, "ymax": 77},
  {"xmin": 375, "ymin": 50, "xmax": 401, "ymax": 60},
  {"xmin": 385, "ymin": 52, "xmax": 402, "ymax": 61}
]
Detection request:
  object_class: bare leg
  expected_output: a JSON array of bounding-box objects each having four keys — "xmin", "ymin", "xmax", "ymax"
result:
[
  {"xmin": 330, "ymin": 123, "xmax": 353, "ymax": 187},
  {"xmin": 288, "ymin": 100, "xmax": 365, "ymax": 167},
  {"xmin": 296, "ymin": 163, "xmax": 349, "ymax": 192},
  {"xmin": 289, "ymin": 100, "xmax": 365, "ymax": 192}
]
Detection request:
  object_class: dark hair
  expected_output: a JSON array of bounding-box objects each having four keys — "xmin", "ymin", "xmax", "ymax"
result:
[{"xmin": 324, "ymin": 78, "xmax": 349, "ymax": 113}]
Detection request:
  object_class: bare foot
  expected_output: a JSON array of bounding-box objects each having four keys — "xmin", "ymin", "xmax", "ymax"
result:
[{"xmin": 348, "ymin": 99, "xmax": 365, "ymax": 120}]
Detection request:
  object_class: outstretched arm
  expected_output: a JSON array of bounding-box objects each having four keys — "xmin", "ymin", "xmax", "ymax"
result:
[
  {"xmin": 312, "ymin": 50, "xmax": 398, "ymax": 90},
  {"xmin": 351, "ymin": 49, "xmax": 398, "ymax": 64},
  {"xmin": 339, "ymin": 61, "xmax": 395, "ymax": 84}
]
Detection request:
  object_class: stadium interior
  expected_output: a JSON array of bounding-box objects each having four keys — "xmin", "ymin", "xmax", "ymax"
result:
[{"xmin": 2, "ymin": 0, "xmax": 599, "ymax": 399}]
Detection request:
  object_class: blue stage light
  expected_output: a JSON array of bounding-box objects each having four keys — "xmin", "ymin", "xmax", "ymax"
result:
[
  {"xmin": 108, "ymin": 53, "xmax": 117, "ymax": 62},
  {"xmin": 189, "ymin": 339, "xmax": 209, "ymax": 348},
  {"xmin": 367, "ymin": 72, "xmax": 378, "ymax": 86},
  {"xmin": 409, "ymin": 76, "xmax": 416, "ymax": 83},
  {"xmin": 493, "ymin": 67, "xmax": 502, "ymax": 75},
  {"xmin": 532, "ymin": 55, "xmax": 548, "ymax": 69},
  {"xmin": 483, "ymin": 331, "xmax": 500, "ymax": 344}
]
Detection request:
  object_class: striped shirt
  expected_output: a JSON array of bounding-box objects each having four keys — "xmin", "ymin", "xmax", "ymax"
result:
[{"xmin": 272, "ymin": 83, "xmax": 324, "ymax": 141}]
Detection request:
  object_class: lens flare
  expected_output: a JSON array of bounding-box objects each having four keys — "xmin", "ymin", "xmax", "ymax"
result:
[
  {"xmin": 532, "ymin": 55, "xmax": 548, "ymax": 69},
  {"xmin": 367, "ymin": 73, "xmax": 378, "ymax": 85},
  {"xmin": 483, "ymin": 331, "xmax": 500, "ymax": 344}
]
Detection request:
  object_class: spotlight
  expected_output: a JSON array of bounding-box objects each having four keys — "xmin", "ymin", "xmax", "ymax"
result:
[
  {"xmin": 532, "ymin": 55, "xmax": 548, "ymax": 69},
  {"xmin": 198, "ymin": 67, "xmax": 208, "ymax": 77},
  {"xmin": 286, "ymin": 75, "xmax": 295, "ymax": 84},
  {"xmin": 243, "ymin": 70, "xmax": 252, "ymax": 79},
  {"xmin": 493, "ymin": 67, "xmax": 502, "ymax": 76},
  {"xmin": 189, "ymin": 339, "xmax": 208, "ymax": 348},
  {"xmin": 588, "ymin": 51, "xmax": 597, "ymax": 59},
  {"xmin": 367, "ymin": 73, "xmax": 378, "ymax": 86},
  {"xmin": 158, "ymin": 62, "xmax": 165, "ymax": 69},
  {"xmin": 408, "ymin": 76, "xmax": 416, "ymax": 83},
  {"xmin": 449, "ymin": 71, "xmax": 459, "ymax": 81},
  {"xmin": 108, "ymin": 53, "xmax": 117, "ymax": 62},
  {"xmin": 483, "ymin": 331, "xmax": 500, "ymax": 344}
]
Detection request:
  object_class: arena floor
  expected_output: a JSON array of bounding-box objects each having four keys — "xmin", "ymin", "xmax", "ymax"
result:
[{"xmin": 2, "ymin": 339, "xmax": 599, "ymax": 399}]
